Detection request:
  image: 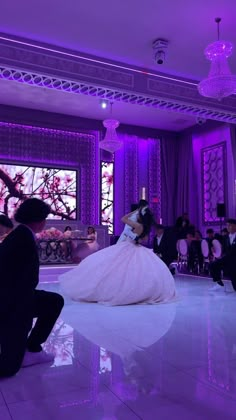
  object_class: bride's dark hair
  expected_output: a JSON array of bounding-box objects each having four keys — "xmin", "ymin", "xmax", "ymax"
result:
[{"xmin": 135, "ymin": 208, "xmax": 155, "ymax": 242}]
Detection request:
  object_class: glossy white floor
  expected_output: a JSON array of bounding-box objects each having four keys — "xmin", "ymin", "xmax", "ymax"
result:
[{"xmin": 1, "ymin": 271, "xmax": 236, "ymax": 420}]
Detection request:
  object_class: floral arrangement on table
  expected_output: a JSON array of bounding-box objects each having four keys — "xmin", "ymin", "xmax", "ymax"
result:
[{"xmin": 36, "ymin": 227, "xmax": 64, "ymax": 241}]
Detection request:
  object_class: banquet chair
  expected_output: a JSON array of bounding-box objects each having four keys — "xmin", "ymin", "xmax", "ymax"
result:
[
  {"xmin": 201, "ymin": 239, "xmax": 210, "ymax": 274},
  {"xmin": 177, "ymin": 239, "xmax": 188, "ymax": 272},
  {"xmin": 211, "ymin": 239, "xmax": 222, "ymax": 260}
]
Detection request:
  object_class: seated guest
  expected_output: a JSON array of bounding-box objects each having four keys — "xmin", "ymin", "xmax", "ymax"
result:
[
  {"xmin": 153, "ymin": 224, "xmax": 177, "ymax": 270},
  {"xmin": 63, "ymin": 225, "xmax": 72, "ymax": 239},
  {"xmin": 64, "ymin": 225, "xmax": 72, "ymax": 233},
  {"xmin": 205, "ymin": 228, "xmax": 215, "ymax": 260},
  {"xmin": 221, "ymin": 227, "xmax": 229, "ymax": 237},
  {"xmin": 195, "ymin": 230, "xmax": 202, "ymax": 241},
  {"xmin": 86, "ymin": 226, "xmax": 100, "ymax": 253},
  {"xmin": 61, "ymin": 226, "xmax": 73, "ymax": 258},
  {"xmin": 72, "ymin": 226, "xmax": 99, "ymax": 262},
  {"xmin": 209, "ymin": 218, "xmax": 236, "ymax": 291},
  {"xmin": 175, "ymin": 212, "xmax": 190, "ymax": 229},
  {"xmin": 0, "ymin": 214, "xmax": 13, "ymax": 242},
  {"xmin": 217, "ymin": 227, "xmax": 229, "ymax": 248},
  {"xmin": 206, "ymin": 228, "xmax": 215, "ymax": 243},
  {"xmin": 0, "ymin": 198, "xmax": 64, "ymax": 377},
  {"xmin": 186, "ymin": 231, "xmax": 195, "ymax": 244},
  {"xmin": 175, "ymin": 212, "xmax": 190, "ymax": 239},
  {"xmin": 187, "ymin": 230, "xmax": 203, "ymax": 273}
]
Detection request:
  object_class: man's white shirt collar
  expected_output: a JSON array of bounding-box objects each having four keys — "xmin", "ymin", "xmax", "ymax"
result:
[{"xmin": 229, "ymin": 232, "xmax": 236, "ymax": 244}]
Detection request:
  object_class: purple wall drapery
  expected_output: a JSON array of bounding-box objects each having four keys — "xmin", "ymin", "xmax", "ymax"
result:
[
  {"xmin": 161, "ymin": 134, "xmax": 178, "ymax": 225},
  {"xmin": 161, "ymin": 132, "xmax": 197, "ymax": 227},
  {"xmin": 114, "ymin": 134, "xmax": 161, "ymax": 235},
  {"xmin": 175, "ymin": 132, "xmax": 198, "ymax": 227}
]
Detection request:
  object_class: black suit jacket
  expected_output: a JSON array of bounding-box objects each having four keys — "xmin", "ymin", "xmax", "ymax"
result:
[
  {"xmin": 221, "ymin": 235, "xmax": 236, "ymax": 257},
  {"xmin": 0, "ymin": 224, "xmax": 39, "ymax": 316},
  {"xmin": 153, "ymin": 233, "xmax": 168, "ymax": 255},
  {"xmin": 153, "ymin": 231, "xmax": 177, "ymax": 266}
]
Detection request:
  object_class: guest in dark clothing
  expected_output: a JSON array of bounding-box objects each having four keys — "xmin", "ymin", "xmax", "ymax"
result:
[
  {"xmin": 0, "ymin": 214, "xmax": 13, "ymax": 242},
  {"xmin": 175, "ymin": 212, "xmax": 189, "ymax": 229},
  {"xmin": 219, "ymin": 228, "xmax": 229, "ymax": 252},
  {"xmin": 153, "ymin": 224, "xmax": 177, "ymax": 269},
  {"xmin": 221, "ymin": 228, "xmax": 229, "ymax": 237},
  {"xmin": 209, "ymin": 219, "xmax": 236, "ymax": 292},
  {"xmin": 187, "ymin": 230, "xmax": 203, "ymax": 273},
  {"xmin": 175, "ymin": 212, "xmax": 191, "ymax": 239},
  {"xmin": 206, "ymin": 228, "xmax": 215, "ymax": 243},
  {"xmin": 205, "ymin": 228, "xmax": 215, "ymax": 260},
  {"xmin": 0, "ymin": 198, "xmax": 64, "ymax": 377}
]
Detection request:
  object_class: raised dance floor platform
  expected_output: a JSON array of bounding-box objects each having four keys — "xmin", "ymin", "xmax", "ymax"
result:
[
  {"xmin": 39, "ymin": 265, "xmax": 75, "ymax": 283},
  {"xmin": 2, "ymin": 275, "xmax": 236, "ymax": 419}
]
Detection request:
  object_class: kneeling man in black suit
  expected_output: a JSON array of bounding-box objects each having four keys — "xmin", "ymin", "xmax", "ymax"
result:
[{"xmin": 0, "ymin": 198, "xmax": 64, "ymax": 377}]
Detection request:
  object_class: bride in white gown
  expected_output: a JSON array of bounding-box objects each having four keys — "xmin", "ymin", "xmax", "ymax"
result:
[{"xmin": 60, "ymin": 208, "xmax": 176, "ymax": 305}]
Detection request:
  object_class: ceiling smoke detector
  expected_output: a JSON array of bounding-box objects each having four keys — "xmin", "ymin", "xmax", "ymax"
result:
[
  {"xmin": 196, "ymin": 117, "xmax": 206, "ymax": 125},
  {"xmin": 152, "ymin": 38, "xmax": 169, "ymax": 65}
]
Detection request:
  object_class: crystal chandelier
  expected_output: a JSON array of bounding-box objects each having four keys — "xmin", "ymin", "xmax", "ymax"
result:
[
  {"xmin": 99, "ymin": 103, "xmax": 123, "ymax": 153},
  {"xmin": 198, "ymin": 18, "xmax": 236, "ymax": 100}
]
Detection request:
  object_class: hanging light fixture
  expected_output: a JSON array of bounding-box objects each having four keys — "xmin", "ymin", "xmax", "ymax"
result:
[
  {"xmin": 99, "ymin": 102, "xmax": 123, "ymax": 153},
  {"xmin": 198, "ymin": 17, "xmax": 236, "ymax": 100}
]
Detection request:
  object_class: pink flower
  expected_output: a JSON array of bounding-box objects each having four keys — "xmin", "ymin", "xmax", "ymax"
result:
[{"xmin": 106, "ymin": 175, "xmax": 113, "ymax": 186}]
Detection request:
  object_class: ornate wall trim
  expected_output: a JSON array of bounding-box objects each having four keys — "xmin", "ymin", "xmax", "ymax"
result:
[
  {"xmin": 0, "ymin": 36, "xmax": 236, "ymax": 123},
  {"xmin": 0, "ymin": 65, "xmax": 235, "ymax": 124},
  {"xmin": 0, "ymin": 41, "xmax": 134, "ymax": 89},
  {"xmin": 201, "ymin": 142, "xmax": 227, "ymax": 224},
  {"xmin": 124, "ymin": 136, "xmax": 139, "ymax": 213},
  {"xmin": 0, "ymin": 121, "xmax": 99, "ymax": 224}
]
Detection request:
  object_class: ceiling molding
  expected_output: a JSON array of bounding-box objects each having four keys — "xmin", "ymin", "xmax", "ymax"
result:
[{"xmin": 0, "ymin": 36, "xmax": 236, "ymax": 124}]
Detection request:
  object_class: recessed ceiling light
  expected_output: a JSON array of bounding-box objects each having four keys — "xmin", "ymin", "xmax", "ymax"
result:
[{"xmin": 99, "ymin": 99, "xmax": 108, "ymax": 109}]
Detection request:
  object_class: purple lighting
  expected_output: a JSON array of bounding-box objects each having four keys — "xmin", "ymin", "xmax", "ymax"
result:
[
  {"xmin": 198, "ymin": 41, "xmax": 236, "ymax": 99},
  {"xmin": 0, "ymin": 121, "xmax": 94, "ymax": 137},
  {"xmin": 0, "ymin": 163, "xmax": 77, "ymax": 219},
  {"xmin": 202, "ymin": 143, "xmax": 226, "ymax": 223},
  {"xmin": 198, "ymin": 18, "xmax": 236, "ymax": 99},
  {"xmin": 100, "ymin": 99, "xmax": 108, "ymax": 109},
  {"xmin": 0, "ymin": 35, "xmax": 196, "ymax": 86},
  {"xmin": 99, "ymin": 120, "xmax": 122, "ymax": 153},
  {"xmin": 0, "ymin": 121, "xmax": 99, "ymax": 224},
  {"xmin": 1, "ymin": 67, "xmax": 236, "ymax": 123}
]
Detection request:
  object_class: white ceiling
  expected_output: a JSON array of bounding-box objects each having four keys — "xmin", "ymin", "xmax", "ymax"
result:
[
  {"xmin": 0, "ymin": 0, "xmax": 235, "ymax": 130},
  {"xmin": 0, "ymin": 79, "xmax": 196, "ymax": 131}
]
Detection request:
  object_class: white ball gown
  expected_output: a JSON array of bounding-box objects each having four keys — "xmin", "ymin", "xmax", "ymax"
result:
[{"xmin": 60, "ymin": 238, "xmax": 176, "ymax": 305}]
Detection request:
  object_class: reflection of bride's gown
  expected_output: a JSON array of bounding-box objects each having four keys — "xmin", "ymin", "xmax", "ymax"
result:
[
  {"xmin": 60, "ymin": 239, "xmax": 176, "ymax": 305},
  {"xmin": 62, "ymin": 302, "xmax": 176, "ymax": 372}
]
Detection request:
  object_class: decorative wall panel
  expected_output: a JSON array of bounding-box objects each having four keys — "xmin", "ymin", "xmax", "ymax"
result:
[
  {"xmin": 148, "ymin": 138, "xmax": 161, "ymax": 221},
  {"xmin": 201, "ymin": 142, "xmax": 226, "ymax": 224},
  {"xmin": 101, "ymin": 161, "xmax": 114, "ymax": 234},
  {"xmin": 0, "ymin": 122, "xmax": 99, "ymax": 224}
]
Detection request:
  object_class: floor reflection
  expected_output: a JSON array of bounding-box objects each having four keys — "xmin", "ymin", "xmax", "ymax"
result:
[
  {"xmin": 43, "ymin": 319, "xmax": 74, "ymax": 367},
  {"xmin": 3, "ymin": 278, "xmax": 236, "ymax": 419}
]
